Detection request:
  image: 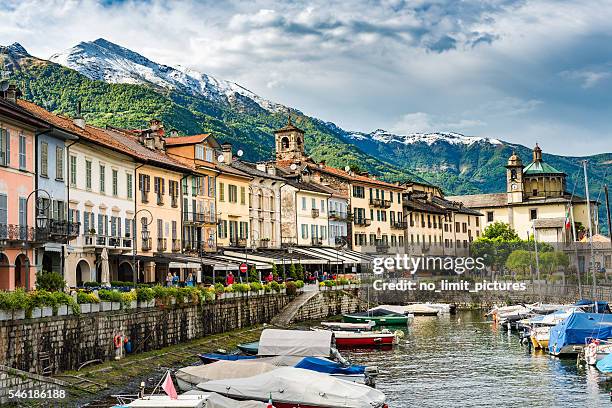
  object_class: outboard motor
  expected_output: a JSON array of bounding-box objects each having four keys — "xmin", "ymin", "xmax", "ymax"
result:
[{"xmin": 364, "ymin": 366, "xmax": 379, "ymax": 388}]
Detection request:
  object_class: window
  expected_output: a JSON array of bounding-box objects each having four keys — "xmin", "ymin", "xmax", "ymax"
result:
[
  {"xmin": 239, "ymin": 221, "xmax": 249, "ymax": 239},
  {"xmin": 228, "ymin": 185, "xmax": 238, "ymax": 203},
  {"xmin": 352, "ymin": 185, "xmax": 365, "ymax": 198},
  {"xmin": 99, "ymin": 165, "xmax": 105, "ymax": 193},
  {"xmin": 302, "ymin": 197, "xmax": 307, "ymax": 210},
  {"xmin": 18, "ymin": 133, "xmax": 26, "ymax": 169},
  {"xmin": 219, "ymin": 183, "xmax": 225, "ymax": 201},
  {"xmin": 311, "ymin": 198, "xmax": 316, "ymax": 209},
  {"xmin": 157, "ymin": 219, "xmax": 164, "ymax": 238},
  {"xmin": 487, "ymin": 211, "xmax": 494, "ymax": 222},
  {"xmin": 85, "ymin": 160, "xmax": 92, "ymax": 189},
  {"xmin": 70, "ymin": 155, "xmax": 77, "ymax": 186},
  {"xmin": 195, "ymin": 144, "xmax": 205, "ymax": 160},
  {"xmin": 40, "ymin": 141, "xmax": 48, "ymax": 176},
  {"xmin": 126, "ymin": 173, "xmax": 133, "ymax": 199},
  {"xmin": 0, "ymin": 128, "xmax": 9, "ymax": 166},
  {"xmin": 301, "ymin": 224, "xmax": 308, "ymax": 239},
  {"xmin": 208, "ymin": 176, "xmax": 215, "ymax": 197},
  {"xmin": 321, "ymin": 226, "xmax": 327, "ymax": 240},
  {"xmin": 475, "ymin": 217, "xmax": 480, "ymax": 227},
  {"xmin": 154, "ymin": 177, "xmax": 165, "ymax": 204},
  {"xmin": 240, "ymin": 186, "xmax": 245, "ymax": 204},
  {"xmin": 532, "ymin": 189, "xmax": 538, "ymax": 196},
  {"xmin": 320, "ymin": 199, "xmax": 325, "ymax": 212},
  {"xmin": 112, "ymin": 169, "xmax": 118, "ymax": 196},
  {"xmin": 530, "ymin": 209, "xmax": 538, "ymax": 220},
  {"xmin": 56, "ymin": 146, "xmax": 64, "ymax": 180}
]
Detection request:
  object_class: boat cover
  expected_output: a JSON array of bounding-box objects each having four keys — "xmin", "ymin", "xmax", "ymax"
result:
[
  {"xmin": 548, "ymin": 312, "xmax": 612, "ymax": 354},
  {"xmin": 574, "ymin": 299, "xmax": 610, "ymax": 313},
  {"xmin": 176, "ymin": 361, "xmax": 276, "ymax": 386},
  {"xmin": 294, "ymin": 357, "xmax": 365, "ymax": 375},
  {"xmin": 197, "ymin": 367, "xmax": 386, "ymax": 408},
  {"xmin": 596, "ymin": 352, "xmax": 612, "ymax": 373},
  {"xmin": 520, "ymin": 308, "xmax": 583, "ymax": 326},
  {"xmin": 199, "ymin": 353, "xmax": 257, "ymax": 363},
  {"xmin": 349, "ymin": 309, "xmax": 404, "ymax": 317},
  {"xmin": 257, "ymin": 329, "xmax": 333, "ymax": 357},
  {"xmin": 125, "ymin": 392, "xmax": 266, "ymax": 407}
]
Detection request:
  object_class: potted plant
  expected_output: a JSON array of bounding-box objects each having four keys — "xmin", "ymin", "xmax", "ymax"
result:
[
  {"xmin": 122, "ymin": 291, "xmax": 137, "ymax": 309},
  {"xmin": 0, "ymin": 289, "xmax": 29, "ymax": 320},
  {"xmin": 224, "ymin": 285, "xmax": 235, "ymax": 299},
  {"xmin": 136, "ymin": 287, "xmax": 155, "ymax": 308},
  {"xmin": 77, "ymin": 291, "xmax": 94, "ymax": 313}
]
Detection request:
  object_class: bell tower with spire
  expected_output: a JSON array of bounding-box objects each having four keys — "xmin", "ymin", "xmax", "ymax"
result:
[
  {"xmin": 274, "ymin": 112, "xmax": 306, "ymax": 163},
  {"xmin": 506, "ymin": 150, "xmax": 524, "ymax": 204}
]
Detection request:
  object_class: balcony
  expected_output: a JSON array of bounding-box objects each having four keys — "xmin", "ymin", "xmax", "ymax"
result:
[
  {"xmin": 156, "ymin": 194, "xmax": 164, "ymax": 206},
  {"xmin": 41, "ymin": 220, "xmax": 80, "ymax": 241},
  {"xmin": 172, "ymin": 238, "xmax": 181, "ymax": 252},
  {"xmin": 0, "ymin": 224, "xmax": 35, "ymax": 244},
  {"xmin": 231, "ymin": 238, "xmax": 247, "ymax": 248},
  {"xmin": 375, "ymin": 241, "xmax": 390, "ymax": 254},
  {"xmin": 329, "ymin": 210, "xmax": 349, "ymax": 221},
  {"xmin": 311, "ymin": 208, "xmax": 320, "ymax": 218},
  {"xmin": 311, "ymin": 238, "xmax": 323, "ymax": 246},
  {"xmin": 171, "ymin": 196, "xmax": 178, "ymax": 208},
  {"xmin": 391, "ymin": 221, "xmax": 408, "ymax": 230},
  {"xmin": 353, "ymin": 218, "xmax": 371, "ymax": 227},
  {"xmin": 84, "ymin": 234, "xmax": 132, "ymax": 250},
  {"xmin": 141, "ymin": 191, "xmax": 149, "ymax": 204},
  {"xmin": 183, "ymin": 212, "xmax": 205, "ymax": 224},
  {"xmin": 141, "ymin": 238, "xmax": 152, "ymax": 251},
  {"xmin": 256, "ymin": 239, "xmax": 271, "ymax": 248},
  {"xmin": 370, "ymin": 198, "xmax": 391, "ymax": 208},
  {"xmin": 157, "ymin": 238, "xmax": 167, "ymax": 252},
  {"xmin": 335, "ymin": 236, "xmax": 348, "ymax": 246}
]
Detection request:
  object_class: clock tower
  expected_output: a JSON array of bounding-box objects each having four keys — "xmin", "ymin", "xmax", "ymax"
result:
[
  {"xmin": 274, "ymin": 114, "xmax": 306, "ymax": 163},
  {"xmin": 506, "ymin": 151, "xmax": 524, "ymax": 204}
]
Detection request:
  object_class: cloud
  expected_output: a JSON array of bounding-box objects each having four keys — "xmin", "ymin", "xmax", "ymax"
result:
[
  {"xmin": 391, "ymin": 112, "xmax": 485, "ymax": 134},
  {"xmin": 560, "ymin": 68, "xmax": 612, "ymax": 88}
]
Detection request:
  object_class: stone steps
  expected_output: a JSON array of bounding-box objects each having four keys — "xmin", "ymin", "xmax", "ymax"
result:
[{"xmin": 271, "ymin": 289, "xmax": 321, "ymax": 327}]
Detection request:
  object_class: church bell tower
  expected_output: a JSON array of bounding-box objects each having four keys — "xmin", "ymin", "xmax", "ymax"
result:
[
  {"xmin": 274, "ymin": 114, "xmax": 306, "ymax": 163},
  {"xmin": 506, "ymin": 151, "xmax": 524, "ymax": 204}
]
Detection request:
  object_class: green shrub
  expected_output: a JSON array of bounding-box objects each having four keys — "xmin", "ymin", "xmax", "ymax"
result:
[
  {"xmin": 270, "ymin": 281, "xmax": 280, "ymax": 292},
  {"xmin": 286, "ymin": 281, "xmax": 297, "ymax": 296},
  {"xmin": 77, "ymin": 291, "xmax": 100, "ymax": 304},
  {"xmin": 111, "ymin": 281, "xmax": 135, "ymax": 287},
  {"xmin": 98, "ymin": 289, "xmax": 123, "ymax": 303},
  {"xmin": 248, "ymin": 267, "xmax": 258, "ymax": 283},
  {"xmin": 250, "ymin": 282, "xmax": 263, "ymax": 291},
  {"xmin": 289, "ymin": 264, "xmax": 297, "ymax": 280},
  {"xmin": 263, "ymin": 283, "xmax": 272, "ymax": 293},
  {"xmin": 214, "ymin": 283, "xmax": 225, "ymax": 295},
  {"xmin": 136, "ymin": 287, "xmax": 154, "ymax": 302},
  {"xmin": 324, "ymin": 280, "xmax": 335, "ymax": 287},
  {"xmin": 0, "ymin": 289, "xmax": 30, "ymax": 311},
  {"xmin": 233, "ymin": 283, "xmax": 250, "ymax": 293},
  {"xmin": 338, "ymin": 278, "xmax": 349, "ymax": 285},
  {"xmin": 294, "ymin": 280, "xmax": 304, "ymax": 289},
  {"xmin": 83, "ymin": 281, "xmax": 99, "ymax": 287},
  {"xmin": 224, "ymin": 285, "xmax": 234, "ymax": 293},
  {"xmin": 35, "ymin": 271, "xmax": 65, "ymax": 292},
  {"xmin": 121, "ymin": 291, "xmax": 137, "ymax": 306},
  {"xmin": 52, "ymin": 291, "xmax": 80, "ymax": 314}
]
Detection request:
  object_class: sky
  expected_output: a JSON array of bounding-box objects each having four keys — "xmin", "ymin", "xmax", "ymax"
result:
[{"xmin": 1, "ymin": 0, "xmax": 611, "ymax": 156}]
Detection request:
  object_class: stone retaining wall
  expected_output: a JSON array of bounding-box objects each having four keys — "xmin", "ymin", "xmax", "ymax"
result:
[{"xmin": 292, "ymin": 289, "xmax": 369, "ymax": 322}]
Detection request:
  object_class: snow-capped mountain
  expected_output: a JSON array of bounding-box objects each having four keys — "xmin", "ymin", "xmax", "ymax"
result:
[
  {"xmin": 347, "ymin": 129, "xmax": 503, "ymax": 146},
  {"xmin": 49, "ymin": 38, "xmax": 284, "ymax": 112}
]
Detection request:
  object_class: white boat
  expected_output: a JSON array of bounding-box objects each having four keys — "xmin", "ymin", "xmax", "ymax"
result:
[
  {"xmin": 518, "ymin": 308, "xmax": 583, "ymax": 349},
  {"xmin": 585, "ymin": 340, "xmax": 612, "ymax": 365},
  {"xmin": 121, "ymin": 392, "xmax": 266, "ymax": 407},
  {"xmin": 176, "ymin": 361, "xmax": 276, "ymax": 391},
  {"xmin": 197, "ymin": 367, "xmax": 387, "ymax": 408}
]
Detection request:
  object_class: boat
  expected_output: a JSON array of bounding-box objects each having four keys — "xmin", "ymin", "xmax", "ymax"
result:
[
  {"xmin": 197, "ymin": 367, "xmax": 387, "ymax": 408},
  {"xmin": 294, "ymin": 356, "xmax": 370, "ymax": 384},
  {"xmin": 584, "ymin": 339, "xmax": 612, "ymax": 365},
  {"xmin": 548, "ymin": 312, "xmax": 612, "ymax": 356},
  {"xmin": 343, "ymin": 309, "xmax": 410, "ymax": 326},
  {"xmin": 176, "ymin": 361, "xmax": 276, "ymax": 391},
  {"xmin": 236, "ymin": 341, "xmax": 259, "ymax": 355},
  {"xmin": 321, "ymin": 321, "xmax": 375, "ymax": 331},
  {"xmin": 518, "ymin": 308, "xmax": 583, "ymax": 350},
  {"xmin": 316, "ymin": 329, "xmax": 400, "ymax": 348},
  {"xmin": 119, "ymin": 392, "xmax": 266, "ymax": 407},
  {"xmin": 488, "ymin": 304, "xmax": 533, "ymax": 325},
  {"xmin": 198, "ymin": 353, "xmax": 256, "ymax": 364},
  {"xmin": 597, "ymin": 351, "xmax": 612, "ymax": 373},
  {"xmin": 574, "ymin": 299, "xmax": 610, "ymax": 314}
]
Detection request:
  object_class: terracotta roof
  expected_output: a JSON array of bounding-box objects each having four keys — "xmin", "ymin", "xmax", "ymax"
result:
[
  {"xmin": 216, "ymin": 163, "xmax": 253, "ymax": 179},
  {"xmin": 431, "ymin": 196, "xmax": 482, "ymax": 216},
  {"xmin": 230, "ymin": 161, "xmax": 285, "ymax": 181},
  {"xmin": 0, "ymin": 97, "xmax": 50, "ymax": 128},
  {"xmin": 403, "ymin": 197, "xmax": 447, "ymax": 214},
  {"xmin": 533, "ymin": 218, "xmax": 565, "ymax": 229},
  {"xmin": 447, "ymin": 192, "xmax": 591, "ymax": 208},
  {"xmin": 165, "ymin": 134, "xmax": 211, "ymax": 146},
  {"xmin": 284, "ymin": 178, "xmax": 332, "ymax": 195},
  {"xmin": 306, "ymin": 163, "xmax": 403, "ymax": 190},
  {"xmin": 16, "ymin": 99, "xmax": 192, "ymax": 172}
]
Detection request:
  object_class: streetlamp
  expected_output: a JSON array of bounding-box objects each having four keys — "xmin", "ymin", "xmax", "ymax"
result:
[
  {"xmin": 132, "ymin": 209, "xmax": 153, "ymax": 285},
  {"xmin": 207, "ymin": 232, "xmax": 216, "ymax": 284},
  {"xmin": 25, "ymin": 189, "xmax": 51, "ymax": 289},
  {"xmin": 335, "ymin": 236, "xmax": 347, "ymax": 277}
]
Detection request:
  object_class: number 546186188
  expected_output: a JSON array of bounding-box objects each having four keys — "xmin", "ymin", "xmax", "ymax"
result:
[{"xmin": 8, "ymin": 389, "xmax": 66, "ymax": 399}]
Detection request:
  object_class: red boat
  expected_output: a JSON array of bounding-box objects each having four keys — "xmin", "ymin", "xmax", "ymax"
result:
[{"xmin": 331, "ymin": 330, "xmax": 399, "ymax": 348}]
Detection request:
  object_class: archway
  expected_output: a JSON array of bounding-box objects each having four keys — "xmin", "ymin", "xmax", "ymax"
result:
[
  {"xmin": 280, "ymin": 137, "xmax": 289, "ymax": 149},
  {"xmin": 14, "ymin": 254, "xmax": 29, "ymax": 289},
  {"xmin": 0, "ymin": 253, "xmax": 9, "ymax": 290},
  {"xmin": 76, "ymin": 259, "xmax": 91, "ymax": 286},
  {"xmin": 118, "ymin": 261, "xmax": 134, "ymax": 283}
]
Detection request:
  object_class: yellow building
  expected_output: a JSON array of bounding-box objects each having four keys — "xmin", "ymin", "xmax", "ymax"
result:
[
  {"xmin": 215, "ymin": 143, "xmax": 252, "ymax": 248},
  {"xmin": 448, "ymin": 145, "xmax": 597, "ymax": 243},
  {"xmin": 165, "ymin": 133, "xmax": 219, "ymax": 254}
]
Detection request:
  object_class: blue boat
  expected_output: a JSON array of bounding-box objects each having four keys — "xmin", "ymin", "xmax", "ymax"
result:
[
  {"xmin": 295, "ymin": 356, "xmax": 365, "ymax": 375},
  {"xmin": 198, "ymin": 353, "xmax": 257, "ymax": 364},
  {"xmin": 548, "ymin": 312, "xmax": 612, "ymax": 356},
  {"xmin": 574, "ymin": 299, "xmax": 610, "ymax": 313},
  {"xmin": 597, "ymin": 352, "xmax": 612, "ymax": 373}
]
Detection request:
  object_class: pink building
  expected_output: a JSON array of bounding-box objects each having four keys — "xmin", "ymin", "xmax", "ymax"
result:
[{"xmin": 0, "ymin": 87, "xmax": 49, "ymax": 290}]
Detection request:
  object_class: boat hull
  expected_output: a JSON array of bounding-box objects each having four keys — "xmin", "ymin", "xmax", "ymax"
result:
[
  {"xmin": 343, "ymin": 314, "xmax": 408, "ymax": 326},
  {"xmin": 334, "ymin": 335, "xmax": 395, "ymax": 347}
]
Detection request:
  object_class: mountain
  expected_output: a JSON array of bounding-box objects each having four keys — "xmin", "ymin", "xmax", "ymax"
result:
[{"xmin": 1, "ymin": 39, "xmax": 610, "ymax": 231}]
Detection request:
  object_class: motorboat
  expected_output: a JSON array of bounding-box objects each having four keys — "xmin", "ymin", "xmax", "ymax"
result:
[
  {"xmin": 198, "ymin": 353, "xmax": 256, "ymax": 365},
  {"xmin": 548, "ymin": 312, "xmax": 612, "ymax": 356},
  {"xmin": 343, "ymin": 309, "xmax": 411, "ymax": 326},
  {"xmin": 314, "ymin": 328, "xmax": 401, "ymax": 348},
  {"xmin": 321, "ymin": 321, "xmax": 376, "ymax": 331},
  {"xmin": 118, "ymin": 391, "xmax": 266, "ymax": 407},
  {"xmin": 176, "ymin": 361, "xmax": 277, "ymax": 391},
  {"xmin": 488, "ymin": 304, "xmax": 532, "ymax": 325},
  {"xmin": 518, "ymin": 308, "xmax": 583, "ymax": 350},
  {"xmin": 597, "ymin": 351, "xmax": 612, "ymax": 373},
  {"xmin": 237, "ymin": 341, "xmax": 259, "ymax": 355},
  {"xmin": 584, "ymin": 339, "xmax": 612, "ymax": 365},
  {"xmin": 197, "ymin": 367, "xmax": 388, "ymax": 408}
]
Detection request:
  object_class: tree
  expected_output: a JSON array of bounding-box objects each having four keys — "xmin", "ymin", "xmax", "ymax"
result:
[
  {"xmin": 248, "ymin": 266, "xmax": 258, "ymax": 283},
  {"xmin": 271, "ymin": 263, "xmax": 278, "ymax": 280},
  {"xmin": 35, "ymin": 271, "xmax": 66, "ymax": 292},
  {"xmin": 295, "ymin": 263, "xmax": 305, "ymax": 281},
  {"xmin": 289, "ymin": 264, "xmax": 297, "ymax": 280},
  {"xmin": 481, "ymin": 222, "xmax": 520, "ymax": 241},
  {"xmin": 505, "ymin": 250, "xmax": 534, "ymax": 275}
]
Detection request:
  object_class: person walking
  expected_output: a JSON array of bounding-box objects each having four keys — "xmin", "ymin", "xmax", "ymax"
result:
[
  {"xmin": 166, "ymin": 272, "xmax": 172, "ymax": 287},
  {"xmin": 226, "ymin": 271, "xmax": 234, "ymax": 285}
]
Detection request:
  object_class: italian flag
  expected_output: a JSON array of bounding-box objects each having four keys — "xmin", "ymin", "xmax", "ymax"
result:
[{"xmin": 565, "ymin": 206, "xmax": 571, "ymax": 230}]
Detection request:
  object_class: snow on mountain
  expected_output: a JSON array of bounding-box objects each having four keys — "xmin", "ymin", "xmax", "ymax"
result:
[
  {"xmin": 347, "ymin": 129, "xmax": 504, "ymax": 146},
  {"xmin": 49, "ymin": 38, "xmax": 284, "ymax": 112}
]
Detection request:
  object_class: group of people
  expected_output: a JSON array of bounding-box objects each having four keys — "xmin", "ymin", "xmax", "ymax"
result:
[{"xmin": 165, "ymin": 271, "xmax": 196, "ymax": 287}]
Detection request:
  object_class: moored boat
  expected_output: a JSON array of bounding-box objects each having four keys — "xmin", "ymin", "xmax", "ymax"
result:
[
  {"xmin": 584, "ymin": 339, "xmax": 612, "ymax": 365},
  {"xmin": 197, "ymin": 367, "xmax": 388, "ymax": 408},
  {"xmin": 321, "ymin": 321, "xmax": 376, "ymax": 331},
  {"xmin": 343, "ymin": 309, "xmax": 410, "ymax": 326},
  {"xmin": 119, "ymin": 392, "xmax": 266, "ymax": 407},
  {"xmin": 320, "ymin": 329, "xmax": 400, "ymax": 348},
  {"xmin": 237, "ymin": 341, "xmax": 259, "ymax": 355},
  {"xmin": 176, "ymin": 361, "xmax": 277, "ymax": 391},
  {"xmin": 548, "ymin": 312, "xmax": 612, "ymax": 356}
]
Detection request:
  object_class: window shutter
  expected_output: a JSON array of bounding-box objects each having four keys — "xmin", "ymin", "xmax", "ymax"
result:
[
  {"xmin": 162, "ymin": 178, "xmax": 166, "ymax": 195},
  {"xmin": 5, "ymin": 128, "xmax": 10, "ymax": 165}
]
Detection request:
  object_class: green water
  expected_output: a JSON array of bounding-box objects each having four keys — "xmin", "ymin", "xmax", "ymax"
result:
[{"xmin": 345, "ymin": 310, "xmax": 612, "ymax": 407}]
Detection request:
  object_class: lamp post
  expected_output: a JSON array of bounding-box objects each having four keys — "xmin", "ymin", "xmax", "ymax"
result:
[
  {"xmin": 207, "ymin": 232, "xmax": 216, "ymax": 284},
  {"xmin": 335, "ymin": 236, "xmax": 347, "ymax": 277},
  {"xmin": 25, "ymin": 189, "xmax": 51, "ymax": 289},
  {"xmin": 132, "ymin": 209, "xmax": 153, "ymax": 285}
]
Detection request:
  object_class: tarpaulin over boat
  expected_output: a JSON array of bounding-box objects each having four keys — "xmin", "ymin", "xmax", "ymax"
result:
[
  {"xmin": 295, "ymin": 357, "xmax": 366, "ymax": 375},
  {"xmin": 176, "ymin": 361, "xmax": 276, "ymax": 387},
  {"xmin": 198, "ymin": 353, "xmax": 256, "ymax": 364},
  {"xmin": 574, "ymin": 299, "xmax": 610, "ymax": 312},
  {"xmin": 596, "ymin": 352, "xmax": 612, "ymax": 373},
  {"xmin": 257, "ymin": 329, "xmax": 333, "ymax": 357},
  {"xmin": 124, "ymin": 392, "xmax": 266, "ymax": 407},
  {"xmin": 548, "ymin": 312, "xmax": 612, "ymax": 355},
  {"xmin": 197, "ymin": 367, "xmax": 386, "ymax": 408}
]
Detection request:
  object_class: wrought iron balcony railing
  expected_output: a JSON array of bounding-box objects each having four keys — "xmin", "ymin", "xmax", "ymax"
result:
[
  {"xmin": 157, "ymin": 238, "xmax": 167, "ymax": 252},
  {"xmin": 329, "ymin": 210, "xmax": 350, "ymax": 221},
  {"xmin": 172, "ymin": 238, "xmax": 181, "ymax": 252},
  {"xmin": 353, "ymin": 218, "xmax": 371, "ymax": 227},
  {"xmin": 369, "ymin": 198, "xmax": 391, "ymax": 208},
  {"xmin": 391, "ymin": 221, "xmax": 408, "ymax": 230},
  {"xmin": 141, "ymin": 238, "xmax": 152, "ymax": 251},
  {"xmin": 0, "ymin": 224, "xmax": 35, "ymax": 243},
  {"xmin": 311, "ymin": 208, "xmax": 320, "ymax": 218}
]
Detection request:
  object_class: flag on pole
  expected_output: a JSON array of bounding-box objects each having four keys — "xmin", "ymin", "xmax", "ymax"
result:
[
  {"xmin": 565, "ymin": 205, "xmax": 571, "ymax": 230},
  {"xmin": 267, "ymin": 392, "xmax": 275, "ymax": 408},
  {"xmin": 162, "ymin": 371, "xmax": 177, "ymax": 400}
]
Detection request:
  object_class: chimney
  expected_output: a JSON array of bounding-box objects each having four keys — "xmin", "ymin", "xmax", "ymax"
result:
[
  {"xmin": 266, "ymin": 164, "xmax": 276, "ymax": 176},
  {"xmin": 318, "ymin": 160, "xmax": 326, "ymax": 169},
  {"xmin": 73, "ymin": 101, "xmax": 85, "ymax": 129},
  {"xmin": 5, "ymin": 84, "xmax": 20, "ymax": 103},
  {"xmin": 221, "ymin": 143, "xmax": 233, "ymax": 163},
  {"xmin": 149, "ymin": 119, "xmax": 161, "ymax": 131}
]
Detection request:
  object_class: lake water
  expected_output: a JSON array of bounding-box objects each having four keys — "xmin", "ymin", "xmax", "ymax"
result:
[{"xmin": 345, "ymin": 310, "xmax": 611, "ymax": 407}]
